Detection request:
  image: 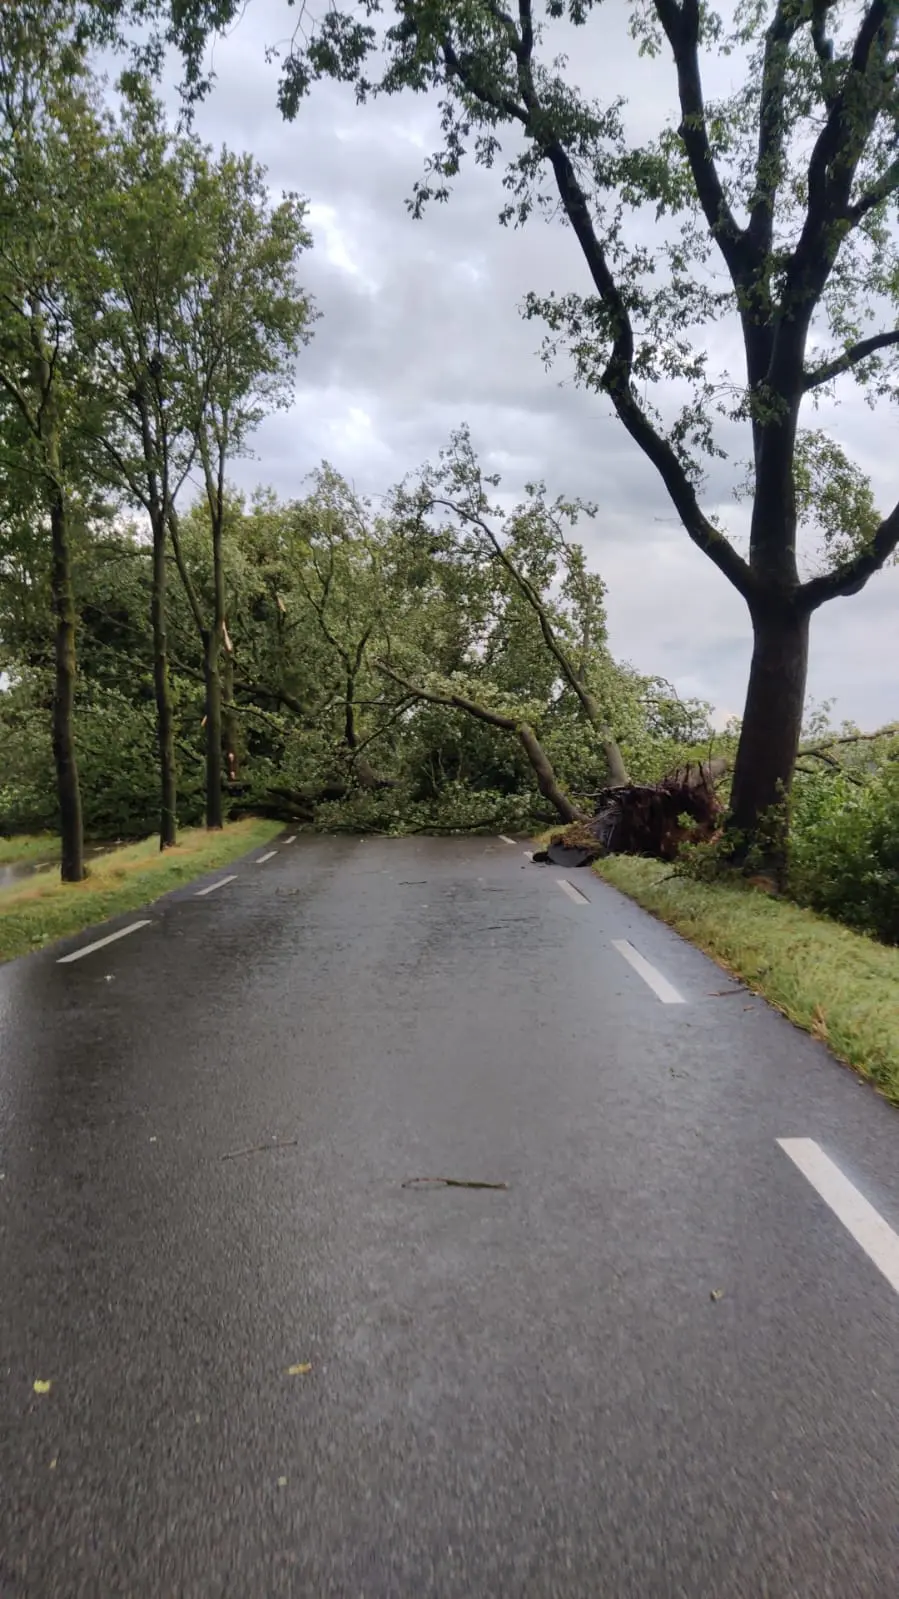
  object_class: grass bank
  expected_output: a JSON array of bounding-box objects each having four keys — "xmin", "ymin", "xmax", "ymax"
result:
[
  {"xmin": 595, "ymin": 856, "xmax": 899, "ymax": 1106},
  {"xmin": 0, "ymin": 833, "xmax": 59, "ymax": 866},
  {"xmin": 0, "ymin": 818, "xmax": 281, "ymax": 965}
]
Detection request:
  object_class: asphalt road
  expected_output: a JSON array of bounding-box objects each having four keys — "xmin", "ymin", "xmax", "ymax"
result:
[{"xmin": 1, "ymin": 833, "xmax": 898, "ymax": 1597}]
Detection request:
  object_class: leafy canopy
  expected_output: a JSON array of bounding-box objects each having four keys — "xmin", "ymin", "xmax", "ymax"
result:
[{"xmin": 86, "ymin": 0, "xmax": 899, "ymax": 605}]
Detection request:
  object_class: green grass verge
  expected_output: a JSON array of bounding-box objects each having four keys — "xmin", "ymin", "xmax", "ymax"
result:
[
  {"xmin": 594, "ymin": 855, "xmax": 899, "ymax": 1106},
  {"xmin": 0, "ymin": 818, "xmax": 282, "ymax": 964},
  {"xmin": 0, "ymin": 833, "xmax": 59, "ymax": 865}
]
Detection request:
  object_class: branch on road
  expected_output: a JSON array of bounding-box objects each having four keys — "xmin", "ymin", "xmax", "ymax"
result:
[{"xmin": 376, "ymin": 662, "xmax": 587, "ymax": 822}]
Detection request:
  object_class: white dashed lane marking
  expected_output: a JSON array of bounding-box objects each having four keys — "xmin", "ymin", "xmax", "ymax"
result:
[
  {"xmin": 57, "ymin": 921, "xmax": 152, "ymax": 965},
  {"xmin": 556, "ymin": 878, "xmax": 589, "ymax": 905},
  {"xmin": 195, "ymin": 874, "xmax": 238, "ymax": 897},
  {"xmin": 778, "ymin": 1138, "xmax": 899, "ymax": 1297},
  {"xmin": 255, "ymin": 851, "xmax": 278, "ymax": 864},
  {"xmin": 611, "ymin": 939, "xmax": 685, "ymax": 1005}
]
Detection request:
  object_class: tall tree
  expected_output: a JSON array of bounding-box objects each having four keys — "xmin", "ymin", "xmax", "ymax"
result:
[
  {"xmin": 93, "ymin": 0, "xmax": 899, "ymax": 858},
  {"xmin": 0, "ymin": 4, "xmax": 103, "ymax": 881},
  {"xmin": 168, "ymin": 146, "xmax": 314, "ymax": 827},
  {"xmin": 401, "ymin": 427, "xmax": 630, "ymax": 785},
  {"xmin": 87, "ymin": 81, "xmax": 206, "ymax": 848}
]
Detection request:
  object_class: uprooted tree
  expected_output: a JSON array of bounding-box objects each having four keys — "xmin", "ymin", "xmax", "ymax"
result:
[{"xmin": 91, "ymin": 0, "xmax": 899, "ymax": 861}]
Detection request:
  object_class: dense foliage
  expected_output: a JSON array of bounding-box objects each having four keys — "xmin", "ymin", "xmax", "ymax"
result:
[
  {"xmin": 1, "ymin": 1, "xmax": 896, "ymax": 948},
  {"xmin": 0, "ymin": 455, "xmax": 720, "ymax": 842},
  {"xmin": 789, "ymin": 732, "xmax": 899, "ymax": 945},
  {"xmin": 82, "ymin": 0, "xmax": 899, "ymax": 863}
]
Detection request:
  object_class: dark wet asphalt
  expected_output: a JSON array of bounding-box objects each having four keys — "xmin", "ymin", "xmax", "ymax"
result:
[{"xmin": 1, "ymin": 834, "xmax": 898, "ymax": 1598}]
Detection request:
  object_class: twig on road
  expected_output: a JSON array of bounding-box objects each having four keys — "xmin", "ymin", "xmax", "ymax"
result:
[{"xmin": 221, "ymin": 1139, "xmax": 299, "ymax": 1161}]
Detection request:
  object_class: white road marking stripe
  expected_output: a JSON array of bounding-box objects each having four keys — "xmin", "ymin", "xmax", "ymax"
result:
[
  {"xmin": 57, "ymin": 921, "xmax": 151, "ymax": 964},
  {"xmin": 284, "ymin": 835, "xmax": 296, "ymax": 844},
  {"xmin": 556, "ymin": 878, "xmax": 588, "ymax": 905},
  {"xmin": 777, "ymin": 1138, "xmax": 899, "ymax": 1297},
  {"xmin": 195, "ymin": 874, "xmax": 238, "ymax": 897},
  {"xmin": 611, "ymin": 939, "xmax": 685, "ymax": 1004},
  {"xmin": 256, "ymin": 851, "xmax": 278, "ymax": 864},
  {"xmin": 498, "ymin": 834, "xmax": 516, "ymax": 845}
]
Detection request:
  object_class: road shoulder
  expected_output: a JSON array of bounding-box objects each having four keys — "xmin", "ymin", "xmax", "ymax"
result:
[{"xmin": 594, "ymin": 854, "xmax": 899, "ymax": 1106}]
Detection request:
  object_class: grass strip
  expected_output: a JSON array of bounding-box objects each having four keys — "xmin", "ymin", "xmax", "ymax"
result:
[
  {"xmin": 0, "ymin": 818, "xmax": 282, "ymax": 964},
  {"xmin": 0, "ymin": 833, "xmax": 59, "ymax": 866},
  {"xmin": 594, "ymin": 855, "xmax": 899, "ymax": 1106}
]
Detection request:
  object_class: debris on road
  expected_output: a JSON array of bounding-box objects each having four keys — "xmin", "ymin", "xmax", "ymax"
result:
[
  {"xmin": 401, "ymin": 1176, "xmax": 509, "ymax": 1191},
  {"xmin": 220, "ymin": 1138, "xmax": 299, "ymax": 1161}
]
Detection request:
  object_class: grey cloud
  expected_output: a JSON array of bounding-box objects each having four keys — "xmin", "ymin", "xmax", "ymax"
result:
[{"xmin": 146, "ymin": 1, "xmax": 897, "ymax": 730}]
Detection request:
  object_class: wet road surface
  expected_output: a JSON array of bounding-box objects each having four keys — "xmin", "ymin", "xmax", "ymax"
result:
[{"xmin": 1, "ymin": 833, "xmax": 897, "ymax": 1596}]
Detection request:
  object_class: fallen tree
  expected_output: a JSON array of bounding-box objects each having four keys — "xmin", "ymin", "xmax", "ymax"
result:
[
  {"xmin": 534, "ymin": 759, "xmax": 726, "ymax": 866},
  {"xmin": 377, "ymin": 663, "xmax": 587, "ymax": 824}
]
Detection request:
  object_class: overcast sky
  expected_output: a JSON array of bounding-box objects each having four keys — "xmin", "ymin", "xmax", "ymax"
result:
[{"xmin": 143, "ymin": 0, "xmax": 898, "ymax": 729}]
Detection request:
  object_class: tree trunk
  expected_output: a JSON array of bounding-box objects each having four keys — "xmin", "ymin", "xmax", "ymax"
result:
[
  {"xmin": 151, "ymin": 514, "xmax": 177, "ymax": 849},
  {"xmin": 204, "ymin": 627, "xmax": 224, "ymax": 830},
  {"xmin": 728, "ymin": 602, "xmax": 810, "ymax": 867},
  {"xmin": 376, "ymin": 661, "xmax": 585, "ymax": 825},
  {"xmin": 516, "ymin": 724, "xmax": 586, "ymax": 823},
  {"xmin": 49, "ymin": 487, "xmax": 84, "ymax": 883},
  {"xmin": 222, "ymin": 649, "xmax": 239, "ymax": 781}
]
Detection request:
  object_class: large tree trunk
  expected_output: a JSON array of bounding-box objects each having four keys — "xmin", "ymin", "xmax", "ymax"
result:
[
  {"xmin": 49, "ymin": 486, "xmax": 84, "ymax": 883},
  {"xmin": 517, "ymin": 723, "xmax": 585, "ymax": 822},
  {"xmin": 203, "ymin": 627, "xmax": 224, "ymax": 831},
  {"xmin": 728, "ymin": 602, "xmax": 810, "ymax": 866},
  {"xmin": 151, "ymin": 514, "xmax": 177, "ymax": 849}
]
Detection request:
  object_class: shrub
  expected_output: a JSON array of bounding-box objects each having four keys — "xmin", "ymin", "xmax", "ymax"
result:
[{"xmin": 788, "ymin": 758, "xmax": 899, "ymax": 944}]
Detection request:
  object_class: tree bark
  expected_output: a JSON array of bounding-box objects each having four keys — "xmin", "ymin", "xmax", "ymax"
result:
[
  {"xmin": 203, "ymin": 626, "xmax": 224, "ymax": 830},
  {"xmin": 151, "ymin": 512, "xmax": 177, "ymax": 849},
  {"xmin": 49, "ymin": 485, "xmax": 84, "ymax": 883},
  {"xmin": 727, "ymin": 602, "xmax": 810, "ymax": 865},
  {"xmin": 222, "ymin": 648, "xmax": 239, "ymax": 781},
  {"xmin": 517, "ymin": 724, "xmax": 584, "ymax": 822}
]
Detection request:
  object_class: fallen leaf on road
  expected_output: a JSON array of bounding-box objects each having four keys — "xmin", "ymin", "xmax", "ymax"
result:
[
  {"xmin": 709, "ymin": 1289, "xmax": 725, "ymax": 1303},
  {"xmin": 286, "ymin": 1363, "xmax": 312, "ymax": 1376},
  {"xmin": 33, "ymin": 1380, "xmax": 52, "ymax": 1394},
  {"xmin": 49, "ymin": 1458, "xmax": 57, "ymax": 1470},
  {"xmin": 277, "ymin": 1476, "xmax": 288, "ymax": 1487}
]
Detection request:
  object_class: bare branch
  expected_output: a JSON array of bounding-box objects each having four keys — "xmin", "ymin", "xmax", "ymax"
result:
[
  {"xmin": 846, "ymin": 153, "xmax": 899, "ymax": 224},
  {"xmin": 802, "ymin": 721, "xmax": 899, "ymax": 753},
  {"xmin": 803, "ymin": 328, "xmax": 899, "ymax": 389},
  {"xmin": 800, "ymin": 497, "xmax": 899, "ymax": 609},
  {"xmin": 748, "ymin": 1, "xmax": 808, "ymax": 251},
  {"xmin": 786, "ymin": 0, "xmax": 896, "ymax": 313},
  {"xmin": 810, "ymin": 0, "xmax": 840, "ymax": 112},
  {"xmin": 438, "ymin": 7, "xmax": 755, "ymax": 600},
  {"xmin": 653, "ymin": 0, "xmax": 750, "ymax": 279}
]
